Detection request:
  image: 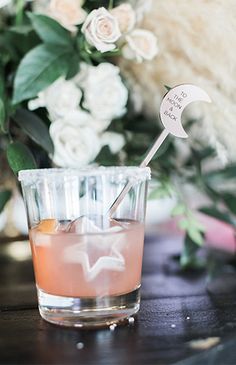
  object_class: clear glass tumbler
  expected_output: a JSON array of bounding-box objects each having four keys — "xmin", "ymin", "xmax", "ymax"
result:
[{"xmin": 19, "ymin": 167, "xmax": 150, "ymax": 327}]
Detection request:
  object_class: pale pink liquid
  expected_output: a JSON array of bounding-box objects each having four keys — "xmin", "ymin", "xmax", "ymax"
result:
[{"xmin": 29, "ymin": 220, "xmax": 144, "ymax": 298}]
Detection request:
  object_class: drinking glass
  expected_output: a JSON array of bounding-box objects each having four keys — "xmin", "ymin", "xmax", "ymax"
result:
[{"xmin": 19, "ymin": 167, "xmax": 150, "ymax": 327}]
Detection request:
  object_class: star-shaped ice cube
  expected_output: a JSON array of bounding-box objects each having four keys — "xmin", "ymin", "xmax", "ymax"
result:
[{"xmin": 63, "ymin": 217, "xmax": 126, "ymax": 281}]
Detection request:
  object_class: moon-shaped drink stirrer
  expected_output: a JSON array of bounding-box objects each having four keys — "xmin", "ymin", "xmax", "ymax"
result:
[{"xmin": 108, "ymin": 84, "xmax": 211, "ymax": 217}]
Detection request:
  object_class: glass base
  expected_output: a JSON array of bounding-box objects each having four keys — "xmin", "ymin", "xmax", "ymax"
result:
[{"xmin": 37, "ymin": 286, "xmax": 140, "ymax": 328}]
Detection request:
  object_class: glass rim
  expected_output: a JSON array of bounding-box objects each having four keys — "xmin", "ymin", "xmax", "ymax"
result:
[{"xmin": 18, "ymin": 166, "xmax": 151, "ymax": 183}]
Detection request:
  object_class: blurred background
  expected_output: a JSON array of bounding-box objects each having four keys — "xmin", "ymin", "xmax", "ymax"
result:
[{"xmin": 0, "ymin": 0, "xmax": 236, "ymax": 270}]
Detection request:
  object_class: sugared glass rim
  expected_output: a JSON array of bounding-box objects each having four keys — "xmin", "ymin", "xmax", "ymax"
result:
[{"xmin": 18, "ymin": 166, "xmax": 151, "ymax": 183}]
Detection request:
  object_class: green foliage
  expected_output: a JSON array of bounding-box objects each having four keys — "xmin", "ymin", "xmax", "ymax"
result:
[
  {"xmin": 200, "ymin": 206, "xmax": 236, "ymax": 227},
  {"xmin": 164, "ymin": 85, "xmax": 172, "ymax": 92},
  {"xmin": 12, "ymin": 108, "xmax": 54, "ymax": 154},
  {"xmin": 7, "ymin": 142, "xmax": 37, "ymax": 174},
  {"xmin": 84, "ymin": 0, "xmax": 120, "ymax": 11},
  {"xmin": 27, "ymin": 13, "xmax": 73, "ymax": 47},
  {"xmin": 0, "ymin": 72, "xmax": 8, "ymax": 133},
  {"xmin": 171, "ymin": 200, "xmax": 206, "ymax": 268},
  {"xmin": 13, "ymin": 44, "xmax": 74, "ymax": 104},
  {"xmin": 173, "ymin": 203, "xmax": 205, "ymax": 246},
  {"xmin": 65, "ymin": 53, "xmax": 80, "ymax": 79},
  {"xmin": 4, "ymin": 26, "xmax": 40, "ymax": 61},
  {"xmin": 9, "ymin": 25, "xmax": 33, "ymax": 35},
  {"xmin": 148, "ymin": 180, "xmax": 174, "ymax": 200},
  {"xmin": 180, "ymin": 234, "xmax": 205, "ymax": 269},
  {"xmin": 204, "ymin": 163, "xmax": 236, "ymax": 183},
  {"xmin": 96, "ymin": 146, "xmax": 120, "ymax": 166},
  {"xmin": 0, "ymin": 99, "xmax": 6, "ymax": 133},
  {"xmin": 0, "ymin": 190, "xmax": 11, "ymax": 213},
  {"xmin": 221, "ymin": 193, "xmax": 236, "ymax": 215}
]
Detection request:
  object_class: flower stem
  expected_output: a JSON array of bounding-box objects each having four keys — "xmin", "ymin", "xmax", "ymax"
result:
[
  {"xmin": 108, "ymin": 0, "xmax": 114, "ymax": 10},
  {"xmin": 15, "ymin": 0, "xmax": 24, "ymax": 25}
]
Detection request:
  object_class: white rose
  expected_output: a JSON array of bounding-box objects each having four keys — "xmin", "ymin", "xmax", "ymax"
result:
[
  {"xmin": 79, "ymin": 63, "xmax": 128, "ymax": 121},
  {"xmin": 123, "ymin": 29, "xmax": 158, "ymax": 63},
  {"xmin": 82, "ymin": 7, "xmax": 121, "ymax": 53},
  {"xmin": 72, "ymin": 62, "xmax": 89, "ymax": 88},
  {"xmin": 101, "ymin": 132, "xmax": 125, "ymax": 154},
  {"xmin": 49, "ymin": 115, "xmax": 101, "ymax": 168},
  {"xmin": 110, "ymin": 4, "xmax": 136, "ymax": 33},
  {"xmin": 48, "ymin": 0, "xmax": 87, "ymax": 32},
  {"xmin": 58, "ymin": 108, "xmax": 111, "ymax": 133},
  {"xmin": 28, "ymin": 77, "xmax": 82, "ymax": 121},
  {"xmin": 87, "ymin": 117, "xmax": 111, "ymax": 133}
]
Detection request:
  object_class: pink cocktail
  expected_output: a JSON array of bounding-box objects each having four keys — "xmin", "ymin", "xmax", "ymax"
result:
[
  {"xmin": 19, "ymin": 167, "xmax": 150, "ymax": 327},
  {"xmin": 30, "ymin": 219, "xmax": 144, "ymax": 298}
]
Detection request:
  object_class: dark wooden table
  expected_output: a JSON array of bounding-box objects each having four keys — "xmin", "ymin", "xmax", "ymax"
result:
[{"xmin": 1, "ymin": 231, "xmax": 236, "ymax": 365}]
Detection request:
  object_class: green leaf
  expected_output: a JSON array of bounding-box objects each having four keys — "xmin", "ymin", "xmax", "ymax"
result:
[
  {"xmin": 13, "ymin": 108, "xmax": 54, "ymax": 154},
  {"xmin": 180, "ymin": 234, "xmax": 205, "ymax": 269},
  {"xmin": 0, "ymin": 190, "xmax": 11, "ymax": 213},
  {"xmin": 5, "ymin": 26, "xmax": 41, "ymax": 57},
  {"xmin": 27, "ymin": 13, "xmax": 72, "ymax": 47},
  {"xmin": 171, "ymin": 204, "xmax": 186, "ymax": 216},
  {"xmin": 220, "ymin": 164, "xmax": 236, "ymax": 179},
  {"xmin": 95, "ymin": 146, "xmax": 119, "ymax": 166},
  {"xmin": 221, "ymin": 193, "xmax": 236, "ymax": 215},
  {"xmin": 0, "ymin": 75, "xmax": 4, "ymax": 98},
  {"xmin": 9, "ymin": 25, "xmax": 33, "ymax": 35},
  {"xmin": 187, "ymin": 226, "xmax": 204, "ymax": 246},
  {"xmin": 13, "ymin": 44, "xmax": 72, "ymax": 104},
  {"xmin": 199, "ymin": 206, "xmax": 236, "ymax": 226},
  {"xmin": 148, "ymin": 180, "xmax": 174, "ymax": 200},
  {"xmin": 7, "ymin": 142, "xmax": 37, "ymax": 174},
  {"xmin": 0, "ymin": 99, "xmax": 6, "ymax": 133},
  {"xmin": 149, "ymin": 186, "xmax": 170, "ymax": 200},
  {"xmin": 178, "ymin": 214, "xmax": 205, "ymax": 245},
  {"xmin": 164, "ymin": 85, "xmax": 172, "ymax": 92},
  {"xmin": 190, "ymin": 146, "xmax": 215, "ymax": 163},
  {"xmin": 204, "ymin": 164, "xmax": 236, "ymax": 183},
  {"xmin": 65, "ymin": 53, "xmax": 80, "ymax": 79},
  {"xmin": 148, "ymin": 187, "xmax": 164, "ymax": 200},
  {"xmin": 178, "ymin": 219, "xmax": 189, "ymax": 231},
  {"xmin": 188, "ymin": 217, "xmax": 205, "ymax": 233}
]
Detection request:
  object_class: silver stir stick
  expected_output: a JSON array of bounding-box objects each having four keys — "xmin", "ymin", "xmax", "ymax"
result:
[{"xmin": 108, "ymin": 84, "xmax": 211, "ymax": 217}]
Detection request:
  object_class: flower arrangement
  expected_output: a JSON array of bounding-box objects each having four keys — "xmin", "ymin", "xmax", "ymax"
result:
[
  {"xmin": 0, "ymin": 0, "xmax": 236, "ymax": 273},
  {"xmin": 0, "ymin": 0, "xmax": 159, "ymax": 170}
]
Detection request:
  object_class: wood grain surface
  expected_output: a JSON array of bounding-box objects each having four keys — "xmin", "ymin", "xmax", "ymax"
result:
[{"xmin": 1, "ymin": 232, "xmax": 236, "ymax": 365}]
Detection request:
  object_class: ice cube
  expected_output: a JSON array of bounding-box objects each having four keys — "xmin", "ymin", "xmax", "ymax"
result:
[
  {"xmin": 31, "ymin": 230, "xmax": 51, "ymax": 247},
  {"xmin": 63, "ymin": 216, "xmax": 126, "ymax": 281},
  {"xmin": 64, "ymin": 245, "xmax": 125, "ymax": 281},
  {"xmin": 55, "ymin": 220, "xmax": 72, "ymax": 232},
  {"xmin": 104, "ymin": 226, "xmax": 123, "ymax": 234},
  {"xmin": 66, "ymin": 216, "xmax": 125, "ymax": 234},
  {"xmin": 66, "ymin": 216, "xmax": 102, "ymax": 234},
  {"xmin": 107, "ymin": 218, "xmax": 125, "ymax": 233},
  {"xmin": 109, "ymin": 218, "xmax": 123, "ymax": 227}
]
